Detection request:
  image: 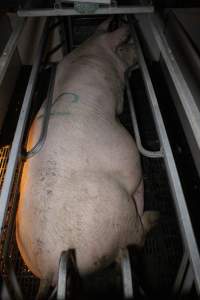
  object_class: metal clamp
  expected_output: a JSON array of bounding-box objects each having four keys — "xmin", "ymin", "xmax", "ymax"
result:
[
  {"xmin": 22, "ymin": 64, "xmax": 57, "ymax": 160},
  {"xmin": 125, "ymin": 64, "xmax": 163, "ymax": 158}
]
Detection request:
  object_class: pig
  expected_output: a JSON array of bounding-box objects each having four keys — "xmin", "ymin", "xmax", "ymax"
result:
[{"xmin": 16, "ymin": 19, "xmax": 159, "ymax": 289}]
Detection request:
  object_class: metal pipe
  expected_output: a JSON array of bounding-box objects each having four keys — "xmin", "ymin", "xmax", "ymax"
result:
[
  {"xmin": 0, "ymin": 19, "xmax": 49, "ymax": 232},
  {"xmin": 67, "ymin": 16, "xmax": 74, "ymax": 52},
  {"xmin": 0, "ymin": 18, "xmax": 25, "ymax": 86},
  {"xmin": 173, "ymin": 251, "xmax": 189, "ymax": 294},
  {"xmin": 17, "ymin": 6, "xmax": 154, "ymax": 17},
  {"xmin": 149, "ymin": 15, "xmax": 200, "ymax": 176},
  {"xmin": 120, "ymin": 248, "xmax": 134, "ymax": 299},
  {"xmin": 57, "ymin": 250, "xmax": 76, "ymax": 300},
  {"xmin": 181, "ymin": 265, "xmax": 194, "ymax": 295},
  {"xmin": 128, "ymin": 16, "xmax": 200, "ymax": 295},
  {"xmin": 23, "ymin": 64, "xmax": 56, "ymax": 159},
  {"xmin": 125, "ymin": 64, "xmax": 163, "ymax": 158}
]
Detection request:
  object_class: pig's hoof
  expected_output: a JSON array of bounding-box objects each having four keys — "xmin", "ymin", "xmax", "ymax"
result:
[{"xmin": 142, "ymin": 211, "xmax": 160, "ymax": 234}]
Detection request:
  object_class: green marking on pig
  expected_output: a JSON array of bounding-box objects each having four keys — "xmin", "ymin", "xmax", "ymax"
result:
[
  {"xmin": 37, "ymin": 92, "xmax": 80, "ymax": 119},
  {"xmin": 52, "ymin": 92, "xmax": 80, "ymax": 107}
]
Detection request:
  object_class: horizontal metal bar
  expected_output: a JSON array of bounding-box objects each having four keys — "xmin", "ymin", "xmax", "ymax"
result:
[
  {"xmin": 17, "ymin": 6, "xmax": 154, "ymax": 17},
  {"xmin": 61, "ymin": 0, "xmax": 111, "ymax": 3},
  {"xmin": 23, "ymin": 64, "xmax": 56, "ymax": 159},
  {"xmin": 0, "ymin": 19, "xmax": 49, "ymax": 232},
  {"xmin": 0, "ymin": 18, "xmax": 25, "ymax": 86},
  {"xmin": 125, "ymin": 64, "xmax": 163, "ymax": 158},
  {"xmin": 128, "ymin": 16, "xmax": 200, "ymax": 295}
]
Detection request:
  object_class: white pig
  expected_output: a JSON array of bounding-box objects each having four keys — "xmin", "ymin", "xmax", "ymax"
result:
[{"xmin": 16, "ymin": 19, "xmax": 158, "ymax": 288}]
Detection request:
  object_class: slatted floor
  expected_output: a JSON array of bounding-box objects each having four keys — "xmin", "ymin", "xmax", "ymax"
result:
[{"xmin": 0, "ymin": 146, "xmax": 39, "ymax": 299}]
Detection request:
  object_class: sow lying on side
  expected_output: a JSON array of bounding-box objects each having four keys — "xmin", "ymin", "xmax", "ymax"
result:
[{"xmin": 16, "ymin": 19, "xmax": 158, "ymax": 286}]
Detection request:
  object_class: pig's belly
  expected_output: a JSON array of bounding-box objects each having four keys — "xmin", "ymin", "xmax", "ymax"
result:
[{"xmin": 16, "ymin": 111, "xmax": 143, "ymax": 283}]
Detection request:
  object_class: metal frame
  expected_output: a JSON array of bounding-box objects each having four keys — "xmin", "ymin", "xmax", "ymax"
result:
[
  {"xmin": 173, "ymin": 251, "xmax": 194, "ymax": 295},
  {"xmin": 57, "ymin": 250, "xmax": 78, "ymax": 300},
  {"xmin": 149, "ymin": 14, "xmax": 200, "ymax": 177},
  {"xmin": 120, "ymin": 248, "xmax": 134, "ymax": 299},
  {"xmin": 125, "ymin": 64, "xmax": 163, "ymax": 158},
  {"xmin": 17, "ymin": 6, "xmax": 154, "ymax": 17},
  {"xmin": 0, "ymin": 19, "xmax": 50, "ymax": 232},
  {"xmin": 23, "ymin": 64, "xmax": 56, "ymax": 159},
  {"xmin": 173, "ymin": 251, "xmax": 189, "ymax": 294},
  {"xmin": 60, "ymin": 0, "xmax": 111, "ymax": 3},
  {"xmin": 128, "ymin": 16, "xmax": 200, "ymax": 295},
  {"xmin": 0, "ymin": 18, "xmax": 25, "ymax": 86}
]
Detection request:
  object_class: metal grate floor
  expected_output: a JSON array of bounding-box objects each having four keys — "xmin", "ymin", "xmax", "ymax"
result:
[{"xmin": 0, "ymin": 146, "xmax": 39, "ymax": 299}]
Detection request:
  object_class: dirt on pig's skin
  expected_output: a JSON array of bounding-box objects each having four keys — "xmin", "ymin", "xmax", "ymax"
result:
[{"xmin": 16, "ymin": 18, "xmax": 159, "ymax": 287}]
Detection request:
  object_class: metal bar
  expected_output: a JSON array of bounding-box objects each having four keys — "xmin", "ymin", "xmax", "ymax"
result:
[
  {"xmin": 6, "ymin": 266, "xmax": 24, "ymax": 300},
  {"xmin": 0, "ymin": 19, "xmax": 49, "ymax": 232},
  {"xmin": 181, "ymin": 264, "xmax": 194, "ymax": 295},
  {"xmin": 23, "ymin": 64, "xmax": 56, "ymax": 159},
  {"xmin": 67, "ymin": 17, "xmax": 74, "ymax": 52},
  {"xmin": 125, "ymin": 64, "xmax": 163, "ymax": 158},
  {"xmin": 149, "ymin": 15, "xmax": 200, "ymax": 173},
  {"xmin": 59, "ymin": 17, "xmax": 68, "ymax": 56},
  {"xmin": 57, "ymin": 250, "xmax": 76, "ymax": 300},
  {"xmin": 61, "ymin": 0, "xmax": 111, "ymax": 3},
  {"xmin": 173, "ymin": 251, "xmax": 189, "ymax": 293},
  {"xmin": 120, "ymin": 248, "xmax": 134, "ymax": 299},
  {"xmin": 128, "ymin": 16, "xmax": 200, "ymax": 295},
  {"xmin": 0, "ymin": 18, "xmax": 25, "ymax": 86},
  {"xmin": 18, "ymin": 6, "xmax": 154, "ymax": 17}
]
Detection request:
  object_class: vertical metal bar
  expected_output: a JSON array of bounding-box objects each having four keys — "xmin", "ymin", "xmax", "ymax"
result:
[
  {"xmin": 67, "ymin": 16, "xmax": 74, "ymax": 52},
  {"xmin": 59, "ymin": 17, "xmax": 68, "ymax": 56},
  {"xmin": 125, "ymin": 65, "xmax": 163, "ymax": 158},
  {"xmin": 0, "ymin": 18, "xmax": 25, "ymax": 86},
  {"xmin": 174, "ymin": 255, "xmax": 194, "ymax": 296},
  {"xmin": 149, "ymin": 15, "xmax": 200, "ymax": 170},
  {"xmin": 128, "ymin": 16, "xmax": 200, "ymax": 295},
  {"xmin": 181, "ymin": 265, "xmax": 194, "ymax": 295},
  {"xmin": 120, "ymin": 248, "xmax": 134, "ymax": 299},
  {"xmin": 0, "ymin": 18, "xmax": 49, "ymax": 232},
  {"xmin": 173, "ymin": 251, "xmax": 189, "ymax": 293},
  {"xmin": 23, "ymin": 64, "xmax": 56, "ymax": 159}
]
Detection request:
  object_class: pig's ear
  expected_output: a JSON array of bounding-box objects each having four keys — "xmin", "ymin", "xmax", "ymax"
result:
[
  {"xmin": 96, "ymin": 17, "xmax": 113, "ymax": 34},
  {"xmin": 107, "ymin": 25, "xmax": 130, "ymax": 50}
]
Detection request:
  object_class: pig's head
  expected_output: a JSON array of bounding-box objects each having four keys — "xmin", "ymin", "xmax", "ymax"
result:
[
  {"xmin": 73, "ymin": 18, "xmax": 137, "ymax": 80},
  {"xmin": 94, "ymin": 18, "xmax": 138, "ymax": 76}
]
